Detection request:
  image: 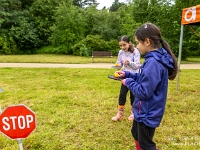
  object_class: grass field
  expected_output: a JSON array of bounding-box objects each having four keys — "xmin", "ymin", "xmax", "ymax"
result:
[
  {"xmin": 0, "ymin": 54, "xmax": 199, "ymax": 64},
  {"xmin": 0, "ymin": 67, "xmax": 200, "ymax": 150}
]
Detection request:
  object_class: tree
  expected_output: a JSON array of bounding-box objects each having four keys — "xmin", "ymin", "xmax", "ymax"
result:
[
  {"xmin": 0, "ymin": 0, "xmax": 23, "ymax": 54},
  {"xmin": 50, "ymin": 2, "xmax": 86, "ymax": 54},
  {"xmin": 30, "ymin": 0, "xmax": 72, "ymax": 46},
  {"xmin": 73, "ymin": 0, "xmax": 98, "ymax": 8},
  {"xmin": 0, "ymin": 0, "xmax": 22, "ymax": 29},
  {"xmin": 109, "ymin": 0, "xmax": 124, "ymax": 12},
  {"xmin": 116, "ymin": 5, "xmax": 141, "ymax": 42},
  {"xmin": 20, "ymin": 0, "xmax": 34, "ymax": 9},
  {"xmin": 9, "ymin": 14, "xmax": 41, "ymax": 52},
  {"xmin": 84, "ymin": 6, "xmax": 121, "ymax": 41}
]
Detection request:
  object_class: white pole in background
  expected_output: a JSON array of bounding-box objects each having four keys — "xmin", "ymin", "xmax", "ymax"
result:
[{"xmin": 176, "ymin": 24, "xmax": 184, "ymax": 91}]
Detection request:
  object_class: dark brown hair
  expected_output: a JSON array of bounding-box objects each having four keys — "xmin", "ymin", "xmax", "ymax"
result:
[
  {"xmin": 119, "ymin": 35, "xmax": 134, "ymax": 53},
  {"xmin": 134, "ymin": 23, "xmax": 178, "ymax": 80}
]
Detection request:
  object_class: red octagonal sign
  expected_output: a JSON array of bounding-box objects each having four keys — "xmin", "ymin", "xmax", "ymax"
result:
[{"xmin": 0, "ymin": 105, "xmax": 36, "ymax": 139}]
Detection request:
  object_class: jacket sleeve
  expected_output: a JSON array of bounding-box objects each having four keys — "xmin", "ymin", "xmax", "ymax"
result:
[
  {"xmin": 125, "ymin": 61, "xmax": 162, "ymax": 100},
  {"xmin": 124, "ymin": 71, "xmax": 138, "ymax": 80}
]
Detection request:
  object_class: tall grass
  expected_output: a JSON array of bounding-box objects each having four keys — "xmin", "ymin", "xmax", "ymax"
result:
[{"xmin": 0, "ymin": 68, "xmax": 200, "ymax": 150}]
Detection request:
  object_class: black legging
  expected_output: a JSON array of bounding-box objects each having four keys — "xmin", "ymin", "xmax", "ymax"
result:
[
  {"xmin": 131, "ymin": 120, "xmax": 156, "ymax": 150},
  {"xmin": 118, "ymin": 84, "xmax": 134, "ymax": 106}
]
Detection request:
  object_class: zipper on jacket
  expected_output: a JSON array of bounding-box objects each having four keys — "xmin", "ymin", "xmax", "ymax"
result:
[{"xmin": 138, "ymin": 101, "xmax": 142, "ymax": 114}]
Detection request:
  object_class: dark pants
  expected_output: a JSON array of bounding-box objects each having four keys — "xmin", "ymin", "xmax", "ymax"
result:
[
  {"xmin": 131, "ymin": 120, "xmax": 156, "ymax": 150},
  {"xmin": 119, "ymin": 84, "xmax": 134, "ymax": 106}
]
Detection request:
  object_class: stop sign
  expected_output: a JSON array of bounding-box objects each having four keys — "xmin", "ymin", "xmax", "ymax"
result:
[{"xmin": 0, "ymin": 105, "xmax": 36, "ymax": 139}]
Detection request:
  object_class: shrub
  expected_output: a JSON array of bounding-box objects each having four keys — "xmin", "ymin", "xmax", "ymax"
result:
[
  {"xmin": 106, "ymin": 39, "xmax": 119, "ymax": 56},
  {"xmin": 72, "ymin": 35, "xmax": 120, "ymax": 56},
  {"xmin": 72, "ymin": 35, "xmax": 108, "ymax": 56},
  {"xmin": 0, "ymin": 35, "xmax": 18, "ymax": 54},
  {"xmin": 35, "ymin": 45, "xmax": 69, "ymax": 54},
  {"xmin": 8, "ymin": 16, "xmax": 41, "ymax": 53},
  {"xmin": 79, "ymin": 44, "xmax": 91, "ymax": 57}
]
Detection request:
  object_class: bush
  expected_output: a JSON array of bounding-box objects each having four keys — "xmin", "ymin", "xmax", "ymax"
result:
[
  {"xmin": 106, "ymin": 39, "xmax": 119, "ymax": 56},
  {"xmin": 79, "ymin": 44, "xmax": 91, "ymax": 57},
  {"xmin": 35, "ymin": 45, "xmax": 69, "ymax": 54},
  {"xmin": 72, "ymin": 35, "xmax": 119, "ymax": 56},
  {"xmin": 72, "ymin": 35, "xmax": 106, "ymax": 56},
  {"xmin": 0, "ymin": 35, "xmax": 18, "ymax": 54},
  {"xmin": 8, "ymin": 16, "xmax": 41, "ymax": 53},
  {"xmin": 72, "ymin": 41, "xmax": 87, "ymax": 56}
]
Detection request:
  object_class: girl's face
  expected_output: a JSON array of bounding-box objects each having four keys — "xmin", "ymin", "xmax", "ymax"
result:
[
  {"xmin": 119, "ymin": 41, "xmax": 130, "ymax": 52},
  {"xmin": 134, "ymin": 36, "xmax": 150, "ymax": 55}
]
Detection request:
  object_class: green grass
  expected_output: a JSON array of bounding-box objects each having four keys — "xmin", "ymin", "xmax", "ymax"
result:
[
  {"xmin": 0, "ymin": 54, "xmax": 117, "ymax": 64},
  {"xmin": 0, "ymin": 54, "xmax": 199, "ymax": 64},
  {"xmin": 0, "ymin": 68, "xmax": 200, "ymax": 150},
  {"xmin": 181, "ymin": 56, "xmax": 200, "ymax": 64}
]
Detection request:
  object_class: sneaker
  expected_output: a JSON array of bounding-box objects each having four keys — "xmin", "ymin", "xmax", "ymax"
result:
[
  {"xmin": 112, "ymin": 114, "xmax": 122, "ymax": 121},
  {"xmin": 112, "ymin": 109, "xmax": 124, "ymax": 121}
]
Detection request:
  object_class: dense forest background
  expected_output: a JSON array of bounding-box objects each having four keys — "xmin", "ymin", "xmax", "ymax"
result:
[{"xmin": 0, "ymin": 0, "xmax": 200, "ymax": 59}]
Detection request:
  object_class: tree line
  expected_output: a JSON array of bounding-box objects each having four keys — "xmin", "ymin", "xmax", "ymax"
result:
[{"xmin": 0, "ymin": 0, "xmax": 200, "ymax": 59}]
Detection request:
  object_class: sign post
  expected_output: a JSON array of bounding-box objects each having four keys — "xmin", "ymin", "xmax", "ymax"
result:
[
  {"xmin": 176, "ymin": 5, "xmax": 200, "ymax": 90},
  {"xmin": 18, "ymin": 139, "xmax": 23, "ymax": 150},
  {"xmin": 0, "ymin": 104, "xmax": 36, "ymax": 149}
]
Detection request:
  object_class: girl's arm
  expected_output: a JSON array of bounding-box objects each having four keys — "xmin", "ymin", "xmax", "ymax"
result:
[
  {"xmin": 116, "ymin": 50, "xmax": 123, "ymax": 66},
  {"xmin": 124, "ymin": 71, "xmax": 138, "ymax": 80},
  {"xmin": 125, "ymin": 61, "xmax": 162, "ymax": 100},
  {"xmin": 129, "ymin": 48, "xmax": 141, "ymax": 70}
]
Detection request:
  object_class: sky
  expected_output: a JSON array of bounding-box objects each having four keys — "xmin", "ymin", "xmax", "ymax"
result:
[{"xmin": 96, "ymin": 0, "xmax": 127, "ymax": 10}]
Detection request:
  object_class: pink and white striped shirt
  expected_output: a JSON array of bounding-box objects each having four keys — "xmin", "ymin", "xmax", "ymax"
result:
[{"xmin": 116, "ymin": 48, "xmax": 141, "ymax": 73}]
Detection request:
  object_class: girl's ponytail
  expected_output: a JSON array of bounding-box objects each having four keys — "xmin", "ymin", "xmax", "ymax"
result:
[
  {"xmin": 129, "ymin": 43, "xmax": 135, "ymax": 53},
  {"xmin": 161, "ymin": 40, "xmax": 178, "ymax": 80}
]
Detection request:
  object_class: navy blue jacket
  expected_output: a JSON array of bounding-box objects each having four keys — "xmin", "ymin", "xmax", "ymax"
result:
[{"xmin": 124, "ymin": 48, "xmax": 174, "ymax": 128}]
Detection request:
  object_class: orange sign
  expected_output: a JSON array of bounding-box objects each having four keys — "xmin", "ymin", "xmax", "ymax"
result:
[{"xmin": 181, "ymin": 5, "xmax": 200, "ymax": 25}]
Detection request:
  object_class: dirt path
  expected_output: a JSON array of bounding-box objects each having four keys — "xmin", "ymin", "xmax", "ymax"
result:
[{"xmin": 0, "ymin": 63, "xmax": 199, "ymax": 69}]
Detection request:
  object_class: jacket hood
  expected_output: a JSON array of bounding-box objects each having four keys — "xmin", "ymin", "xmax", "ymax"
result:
[{"xmin": 145, "ymin": 48, "xmax": 174, "ymax": 69}]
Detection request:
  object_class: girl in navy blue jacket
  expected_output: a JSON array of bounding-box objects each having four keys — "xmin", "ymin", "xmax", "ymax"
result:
[{"xmin": 117, "ymin": 23, "xmax": 178, "ymax": 150}]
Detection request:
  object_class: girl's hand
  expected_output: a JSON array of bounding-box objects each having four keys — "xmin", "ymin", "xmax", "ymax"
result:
[
  {"xmin": 116, "ymin": 71, "xmax": 125, "ymax": 77},
  {"xmin": 125, "ymin": 60, "xmax": 130, "ymax": 65},
  {"xmin": 122, "ymin": 79, "xmax": 126, "ymax": 86},
  {"xmin": 115, "ymin": 63, "xmax": 122, "ymax": 67}
]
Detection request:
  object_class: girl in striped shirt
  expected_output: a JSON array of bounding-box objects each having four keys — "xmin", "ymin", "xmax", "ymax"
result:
[{"xmin": 112, "ymin": 35, "xmax": 141, "ymax": 121}]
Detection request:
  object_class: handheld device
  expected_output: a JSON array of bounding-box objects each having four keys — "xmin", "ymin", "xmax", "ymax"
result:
[{"xmin": 108, "ymin": 75, "xmax": 123, "ymax": 81}]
